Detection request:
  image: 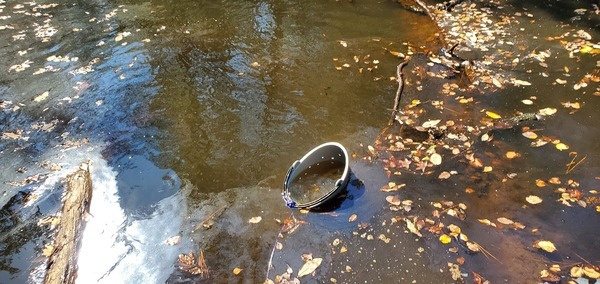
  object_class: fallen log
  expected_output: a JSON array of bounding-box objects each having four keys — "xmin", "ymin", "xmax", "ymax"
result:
[{"xmin": 44, "ymin": 162, "xmax": 93, "ymax": 284}]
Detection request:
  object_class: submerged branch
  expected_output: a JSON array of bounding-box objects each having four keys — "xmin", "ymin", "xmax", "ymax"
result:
[{"xmin": 390, "ymin": 59, "xmax": 410, "ymax": 125}]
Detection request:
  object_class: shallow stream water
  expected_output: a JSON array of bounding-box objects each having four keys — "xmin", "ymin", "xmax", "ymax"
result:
[{"xmin": 0, "ymin": 0, "xmax": 599, "ymax": 283}]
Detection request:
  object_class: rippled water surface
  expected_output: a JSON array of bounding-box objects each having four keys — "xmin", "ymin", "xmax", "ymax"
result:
[{"xmin": 0, "ymin": 0, "xmax": 599, "ymax": 283}]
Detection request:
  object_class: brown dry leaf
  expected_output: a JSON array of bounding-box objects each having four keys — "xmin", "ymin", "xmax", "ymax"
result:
[
  {"xmin": 233, "ymin": 267, "xmax": 243, "ymax": 275},
  {"xmin": 438, "ymin": 171, "xmax": 451, "ymax": 179},
  {"xmin": 405, "ymin": 218, "xmax": 422, "ymax": 237},
  {"xmin": 348, "ymin": 214, "xmax": 357, "ymax": 222},
  {"xmin": 535, "ymin": 179, "xmax": 547, "ymax": 187},
  {"xmin": 497, "ymin": 217, "xmax": 514, "ymax": 225},
  {"xmin": 248, "ymin": 216, "xmax": 262, "ymax": 224},
  {"xmin": 539, "ymin": 269, "xmax": 560, "ymax": 282},
  {"xmin": 526, "ymin": 195, "xmax": 543, "ymax": 205},
  {"xmin": 386, "ymin": 195, "xmax": 401, "ymax": 206},
  {"xmin": 548, "ymin": 177, "xmax": 561, "ymax": 184},
  {"xmin": 298, "ymin": 257, "xmax": 322, "ymax": 278},
  {"xmin": 522, "ymin": 131, "xmax": 538, "ymax": 139},
  {"xmin": 534, "ymin": 240, "xmax": 557, "ymax": 252}
]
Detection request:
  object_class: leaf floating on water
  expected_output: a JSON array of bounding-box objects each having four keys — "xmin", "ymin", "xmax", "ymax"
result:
[
  {"xmin": 522, "ymin": 131, "xmax": 538, "ymax": 139},
  {"xmin": 571, "ymin": 266, "xmax": 584, "ymax": 278},
  {"xmin": 522, "ymin": 99, "xmax": 534, "ymax": 105},
  {"xmin": 535, "ymin": 179, "xmax": 547, "ymax": 187},
  {"xmin": 405, "ymin": 218, "xmax": 422, "ymax": 237},
  {"xmin": 422, "ymin": 119, "xmax": 441, "ymax": 128},
  {"xmin": 386, "ymin": 195, "xmax": 401, "ymax": 206},
  {"xmin": 42, "ymin": 244, "xmax": 54, "ymax": 257},
  {"xmin": 534, "ymin": 240, "xmax": 557, "ymax": 252},
  {"xmin": 538, "ymin": 107, "xmax": 557, "ymax": 116},
  {"xmin": 512, "ymin": 79, "xmax": 532, "ymax": 86},
  {"xmin": 539, "ymin": 269, "xmax": 560, "ymax": 282},
  {"xmin": 555, "ymin": 143, "xmax": 569, "ymax": 151},
  {"xmin": 478, "ymin": 219, "xmax": 496, "ymax": 227},
  {"xmin": 248, "ymin": 216, "xmax": 262, "ymax": 224},
  {"xmin": 348, "ymin": 214, "xmax": 357, "ymax": 222},
  {"xmin": 233, "ymin": 267, "xmax": 243, "ymax": 275},
  {"xmin": 439, "ymin": 234, "xmax": 452, "ymax": 244},
  {"xmin": 438, "ymin": 171, "xmax": 451, "ymax": 179},
  {"xmin": 298, "ymin": 257, "xmax": 322, "ymax": 278},
  {"xmin": 583, "ymin": 266, "xmax": 600, "ymax": 279},
  {"xmin": 430, "ymin": 153, "xmax": 442, "ymax": 165},
  {"xmin": 497, "ymin": 217, "xmax": 514, "ymax": 225},
  {"xmin": 526, "ymin": 195, "xmax": 543, "ymax": 205},
  {"xmin": 505, "ymin": 151, "xmax": 520, "ymax": 159},
  {"xmin": 485, "ymin": 111, "xmax": 501, "ymax": 119}
]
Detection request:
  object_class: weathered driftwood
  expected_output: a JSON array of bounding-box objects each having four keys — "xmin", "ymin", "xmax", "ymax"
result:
[{"xmin": 44, "ymin": 162, "xmax": 92, "ymax": 284}]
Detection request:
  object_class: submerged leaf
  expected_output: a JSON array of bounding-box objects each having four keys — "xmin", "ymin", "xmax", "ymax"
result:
[{"xmin": 298, "ymin": 257, "xmax": 322, "ymax": 278}]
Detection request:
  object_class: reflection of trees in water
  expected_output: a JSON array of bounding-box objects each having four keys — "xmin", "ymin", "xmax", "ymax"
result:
[{"xmin": 0, "ymin": 191, "xmax": 44, "ymax": 275}]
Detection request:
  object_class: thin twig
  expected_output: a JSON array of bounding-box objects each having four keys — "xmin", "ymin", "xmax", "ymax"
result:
[
  {"xmin": 566, "ymin": 154, "xmax": 586, "ymax": 174},
  {"xmin": 414, "ymin": 0, "xmax": 436, "ymax": 21},
  {"xmin": 192, "ymin": 204, "xmax": 227, "ymax": 232},
  {"xmin": 390, "ymin": 60, "xmax": 410, "ymax": 125}
]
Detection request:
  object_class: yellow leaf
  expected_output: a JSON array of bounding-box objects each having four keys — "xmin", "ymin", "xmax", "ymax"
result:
[
  {"xmin": 389, "ymin": 50, "xmax": 405, "ymax": 58},
  {"xmin": 486, "ymin": 111, "xmax": 502, "ymax": 119},
  {"xmin": 348, "ymin": 214, "xmax": 357, "ymax": 222},
  {"xmin": 483, "ymin": 166, "xmax": 493, "ymax": 173},
  {"xmin": 439, "ymin": 234, "xmax": 452, "ymax": 244},
  {"xmin": 233, "ymin": 267, "xmax": 243, "ymax": 275},
  {"xmin": 522, "ymin": 99, "xmax": 534, "ymax": 105},
  {"xmin": 555, "ymin": 143, "xmax": 569, "ymax": 151},
  {"xmin": 534, "ymin": 240, "xmax": 557, "ymax": 252},
  {"xmin": 571, "ymin": 266, "xmax": 584, "ymax": 278},
  {"xmin": 583, "ymin": 266, "xmax": 600, "ymax": 278},
  {"xmin": 298, "ymin": 257, "xmax": 322, "ymax": 278},
  {"xmin": 478, "ymin": 219, "xmax": 496, "ymax": 227},
  {"xmin": 526, "ymin": 195, "xmax": 543, "ymax": 205},
  {"xmin": 505, "ymin": 151, "xmax": 520, "ymax": 159}
]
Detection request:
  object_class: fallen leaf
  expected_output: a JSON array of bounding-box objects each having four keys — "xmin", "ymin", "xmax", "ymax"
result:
[
  {"xmin": 386, "ymin": 195, "xmax": 401, "ymax": 206},
  {"xmin": 539, "ymin": 269, "xmax": 560, "ymax": 282},
  {"xmin": 430, "ymin": 153, "xmax": 442, "ymax": 165},
  {"xmin": 439, "ymin": 234, "xmax": 452, "ymax": 244},
  {"xmin": 571, "ymin": 266, "xmax": 584, "ymax": 278},
  {"xmin": 539, "ymin": 107, "xmax": 557, "ymax": 116},
  {"xmin": 512, "ymin": 79, "xmax": 532, "ymax": 86},
  {"xmin": 535, "ymin": 179, "xmax": 547, "ymax": 187},
  {"xmin": 478, "ymin": 219, "xmax": 496, "ymax": 227},
  {"xmin": 522, "ymin": 99, "xmax": 534, "ymax": 105},
  {"xmin": 298, "ymin": 257, "xmax": 322, "ymax": 278},
  {"xmin": 42, "ymin": 244, "xmax": 54, "ymax": 256},
  {"xmin": 233, "ymin": 267, "xmax": 243, "ymax": 275},
  {"xmin": 422, "ymin": 119, "xmax": 442, "ymax": 128},
  {"xmin": 505, "ymin": 151, "xmax": 520, "ymax": 159},
  {"xmin": 483, "ymin": 166, "xmax": 493, "ymax": 173},
  {"xmin": 497, "ymin": 217, "xmax": 514, "ymax": 225},
  {"xmin": 522, "ymin": 131, "xmax": 538, "ymax": 139},
  {"xmin": 486, "ymin": 111, "xmax": 501, "ymax": 119},
  {"xmin": 348, "ymin": 214, "xmax": 357, "ymax": 222},
  {"xmin": 555, "ymin": 143, "xmax": 569, "ymax": 151},
  {"xmin": 249, "ymin": 216, "xmax": 262, "ymax": 224},
  {"xmin": 526, "ymin": 195, "xmax": 543, "ymax": 205},
  {"xmin": 275, "ymin": 241, "xmax": 283, "ymax": 250},
  {"xmin": 405, "ymin": 219, "xmax": 422, "ymax": 237},
  {"xmin": 534, "ymin": 240, "xmax": 557, "ymax": 253},
  {"xmin": 548, "ymin": 177, "xmax": 561, "ymax": 184},
  {"xmin": 583, "ymin": 266, "xmax": 600, "ymax": 278},
  {"xmin": 438, "ymin": 171, "xmax": 451, "ymax": 179}
]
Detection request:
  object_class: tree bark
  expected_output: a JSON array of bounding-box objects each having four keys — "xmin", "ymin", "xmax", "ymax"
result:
[{"xmin": 44, "ymin": 162, "xmax": 92, "ymax": 284}]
